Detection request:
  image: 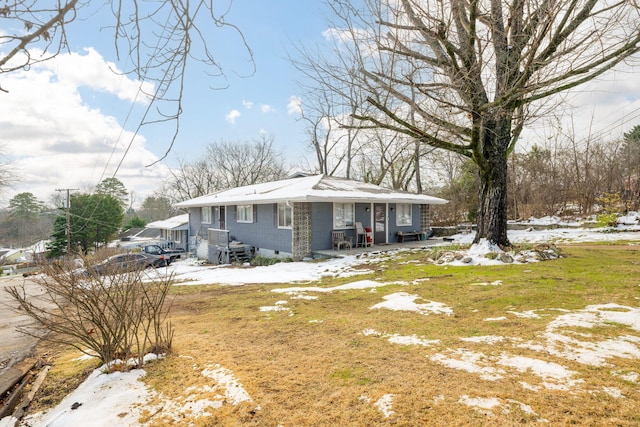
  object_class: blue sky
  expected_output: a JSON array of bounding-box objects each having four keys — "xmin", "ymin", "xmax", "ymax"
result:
[
  {"xmin": 1, "ymin": 1, "xmax": 331, "ymax": 206},
  {"xmin": 2, "ymin": 1, "xmax": 640, "ymax": 208}
]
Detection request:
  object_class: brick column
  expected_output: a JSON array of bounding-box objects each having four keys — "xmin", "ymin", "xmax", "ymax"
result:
[
  {"xmin": 292, "ymin": 202, "xmax": 312, "ymax": 260},
  {"xmin": 420, "ymin": 204, "xmax": 430, "ymax": 233}
]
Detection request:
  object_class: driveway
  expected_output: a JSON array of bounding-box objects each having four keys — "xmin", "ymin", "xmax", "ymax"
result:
[{"xmin": 0, "ymin": 275, "xmax": 48, "ymax": 376}]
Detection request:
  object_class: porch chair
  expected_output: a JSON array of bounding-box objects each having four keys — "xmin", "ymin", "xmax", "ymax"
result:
[
  {"xmin": 331, "ymin": 230, "xmax": 352, "ymax": 250},
  {"xmin": 355, "ymin": 222, "xmax": 372, "ymax": 247}
]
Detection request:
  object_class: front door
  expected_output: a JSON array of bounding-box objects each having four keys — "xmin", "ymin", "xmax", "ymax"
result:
[{"xmin": 374, "ymin": 204, "xmax": 386, "ymax": 244}]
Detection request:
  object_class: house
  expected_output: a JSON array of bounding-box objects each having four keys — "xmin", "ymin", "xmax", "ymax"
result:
[
  {"xmin": 175, "ymin": 174, "xmax": 447, "ymax": 262},
  {"xmin": 117, "ymin": 214, "xmax": 189, "ymax": 251},
  {"xmin": 145, "ymin": 214, "xmax": 190, "ymax": 251}
]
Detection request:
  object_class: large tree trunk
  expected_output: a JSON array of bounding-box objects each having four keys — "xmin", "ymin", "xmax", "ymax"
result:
[{"xmin": 474, "ymin": 119, "xmax": 511, "ymax": 247}]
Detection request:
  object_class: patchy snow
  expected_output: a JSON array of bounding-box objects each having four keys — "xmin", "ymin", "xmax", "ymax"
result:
[
  {"xmin": 7, "ymin": 225, "xmax": 640, "ymax": 426},
  {"xmin": 470, "ymin": 280, "xmax": 503, "ymax": 286},
  {"xmin": 496, "ymin": 354, "xmax": 584, "ymax": 391},
  {"xmin": 430, "ymin": 350, "xmax": 506, "ymax": 381},
  {"xmin": 259, "ymin": 300, "xmax": 290, "ymax": 312},
  {"xmin": 374, "ymin": 394, "xmax": 395, "ymax": 418},
  {"xmin": 369, "ymin": 292, "xmax": 454, "ymax": 316},
  {"xmin": 362, "ymin": 329, "xmax": 440, "ymax": 347},
  {"xmin": 612, "ymin": 371, "xmax": 639, "ymax": 383},
  {"xmin": 506, "ymin": 310, "xmax": 542, "ymax": 319},
  {"xmin": 200, "ymin": 364, "xmax": 252, "ymax": 405},
  {"xmin": 21, "ymin": 369, "xmax": 150, "ymax": 427},
  {"xmin": 519, "ymin": 304, "xmax": 640, "ymax": 366},
  {"xmin": 272, "ymin": 279, "xmax": 405, "ymax": 295},
  {"xmin": 458, "ymin": 395, "xmax": 502, "ymax": 412},
  {"xmin": 460, "ymin": 336, "xmax": 505, "ymax": 345},
  {"xmin": 458, "ymin": 395, "xmax": 544, "ymax": 420},
  {"xmin": 468, "ymin": 239, "xmax": 503, "ymax": 256},
  {"xmin": 484, "ymin": 316, "xmax": 508, "ymax": 322}
]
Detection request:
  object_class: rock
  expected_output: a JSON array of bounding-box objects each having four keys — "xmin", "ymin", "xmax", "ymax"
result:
[
  {"xmin": 440, "ymin": 253, "xmax": 456, "ymax": 263},
  {"xmin": 499, "ymin": 253, "xmax": 514, "ymax": 263}
]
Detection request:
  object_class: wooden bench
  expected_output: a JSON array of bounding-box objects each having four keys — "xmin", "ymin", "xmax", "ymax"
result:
[{"xmin": 397, "ymin": 231, "xmax": 422, "ymax": 243}]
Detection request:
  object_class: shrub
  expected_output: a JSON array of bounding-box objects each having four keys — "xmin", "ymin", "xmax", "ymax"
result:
[
  {"xmin": 596, "ymin": 213, "xmax": 618, "ymax": 228},
  {"xmin": 6, "ymin": 256, "xmax": 175, "ymax": 370},
  {"xmin": 250, "ymin": 256, "xmax": 292, "ymax": 266}
]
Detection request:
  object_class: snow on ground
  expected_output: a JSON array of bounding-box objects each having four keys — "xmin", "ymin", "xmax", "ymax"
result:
[
  {"xmin": 5, "ymin": 223, "xmax": 640, "ymax": 426},
  {"xmin": 370, "ymin": 292, "xmax": 454, "ymax": 316}
]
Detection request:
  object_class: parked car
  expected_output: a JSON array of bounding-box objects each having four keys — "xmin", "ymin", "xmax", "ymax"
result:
[
  {"xmin": 142, "ymin": 244, "xmax": 182, "ymax": 265},
  {"xmin": 87, "ymin": 253, "xmax": 167, "ymax": 275}
]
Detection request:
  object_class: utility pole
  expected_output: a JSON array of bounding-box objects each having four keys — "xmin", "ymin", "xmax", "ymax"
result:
[{"xmin": 56, "ymin": 188, "xmax": 78, "ymax": 257}]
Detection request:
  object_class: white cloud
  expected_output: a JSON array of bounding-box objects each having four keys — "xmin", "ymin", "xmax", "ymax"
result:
[
  {"xmin": 287, "ymin": 96, "xmax": 302, "ymax": 115},
  {"xmin": 261, "ymin": 104, "xmax": 274, "ymax": 113},
  {"xmin": 55, "ymin": 48, "xmax": 154, "ymax": 103},
  {"xmin": 242, "ymin": 99, "xmax": 253, "ymax": 109},
  {"xmin": 225, "ymin": 109, "xmax": 241, "ymax": 124},
  {"xmin": 0, "ymin": 49, "xmax": 170, "ymax": 205}
]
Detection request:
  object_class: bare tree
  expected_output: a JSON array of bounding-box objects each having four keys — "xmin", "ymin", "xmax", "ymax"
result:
[
  {"xmin": 292, "ymin": 52, "xmax": 369, "ymax": 179},
  {"xmin": 163, "ymin": 135, "xmax": 288, "ymax": 203},
  {"xmin": 206, "ymin": 134, "xmax": 288, "ymax": 189},
  {"xmin": 163, "ymin": 158, "xmax": 221, "ymax": 205},
  {"xmin": 304, "ymin": 0, "xmax": 640, "ymax": 246},
  {"xmin": 0, "ymin": 1, "xmax": 253, "ymax": 160}
]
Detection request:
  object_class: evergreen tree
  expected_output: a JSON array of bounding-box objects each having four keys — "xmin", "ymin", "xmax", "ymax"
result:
[
  {"xmin": 96, "ymin": 178, "xmax": 129, "ymax": 209},
  {"xmin": 47, "ymin": 193, "xmax": 124, "ymax": 256},
  {"xmin": 9, "ymin": 192, "xmax": 46, "ymax": 219}
]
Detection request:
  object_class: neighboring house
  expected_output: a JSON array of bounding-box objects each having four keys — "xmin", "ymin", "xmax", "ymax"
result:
[
  {"xmin": 117, "ymin": 214, "xmax": 189, "ymax": 251},
  {"xmin": 175, "ymin": 174, "xmax": 447, "ymax": 262},
  {"xmin": 0, "ymin": 240, "xmax": 49, "ymax": 264},
  {"xmin": 145, "ymin": 214, "xmax": 190, "ymax": 251},
  {"xmin": 119, "ymin": 227, "xmax": 161, "ymax": 242}
]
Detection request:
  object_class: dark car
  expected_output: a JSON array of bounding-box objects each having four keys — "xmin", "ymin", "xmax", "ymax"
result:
[
  {"xmin": 142, "ymin": 244, "xmax": 182, "ymax": 265},
  {"xmin": 87, "ymin": 253, "xmax": 167, "ymax": 275}
]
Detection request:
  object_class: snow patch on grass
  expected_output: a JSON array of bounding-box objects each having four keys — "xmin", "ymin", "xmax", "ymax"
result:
[{"xmin": 370, "ymin": 292, "xmax": 453, "ymax": 316}]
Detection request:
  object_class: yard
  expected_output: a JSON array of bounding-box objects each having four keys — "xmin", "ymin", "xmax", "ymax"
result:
[{"xmin": 19, "ymin": 237, "xmax": 640, "ymax": 426}]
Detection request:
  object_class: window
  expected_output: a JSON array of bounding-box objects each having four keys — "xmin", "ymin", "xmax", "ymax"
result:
[
  {"xmin": 237, "ymin": 204, "xmax": 254, "ymax": 223},
  {"xmin": 396, "ymin": 204, "xmax": 412, "ymax": 226},
  {"xmin": 334, "ymin": 202, "xmax": 355, "ymax": 228},
  {"xmin": 202, "ymin": 206, "xmax": 212, "ymax": 223},
  {"xmin": 278, "ymin": 203, "xmax": 292, "ymax": 228}
]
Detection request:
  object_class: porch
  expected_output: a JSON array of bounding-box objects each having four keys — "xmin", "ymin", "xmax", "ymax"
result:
[{"xmin": 313, "ymin": 237, "xmax": 449, "ymax": 259}]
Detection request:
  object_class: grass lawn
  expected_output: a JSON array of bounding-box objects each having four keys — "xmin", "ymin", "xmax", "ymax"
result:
[{"xmin": 33, "ymin": 243, "xmax": 640, "ymax": 426}]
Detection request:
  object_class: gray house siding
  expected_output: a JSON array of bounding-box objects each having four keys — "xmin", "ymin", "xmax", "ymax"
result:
[
  {"xmin": 310, "ymin": 202, "xmax": 334, "ymax": 251},
  {"xmin": 189, "ymin": 208, "xmax": 201, "ymax": 235},
  {"xmin": 228, "ymin": 204, "xmax": 293, "ymax": 254},
  {"xmin": 388, "ymin": 204, "xmax": 428, "ymax": 242},
  {"xmin": 189, "ymin": 201, "xmax": 431, "ymax": 259},
  {"xmin": 311, "ymin": 202, "xmax": 383, "ymax": 249}
]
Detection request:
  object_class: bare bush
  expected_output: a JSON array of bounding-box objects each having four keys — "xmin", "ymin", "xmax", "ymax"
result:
[{"xmin": 6, "ymin": 256, "xmax": 174, "ymax": 370}]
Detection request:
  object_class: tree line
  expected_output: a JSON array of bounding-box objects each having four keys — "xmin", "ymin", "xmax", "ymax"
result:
[{"xmin": 1, "ymin": 124, "xmax": 638, "ymax": 254}]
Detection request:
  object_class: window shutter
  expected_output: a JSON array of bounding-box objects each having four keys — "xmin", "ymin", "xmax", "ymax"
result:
[
  {"xmin": 253, "ymin": 204, "xmax": 258, "ymax": 223},
  {"xmin": 233, "ymin": 206, "xmax": 237, "ymax": 222}
]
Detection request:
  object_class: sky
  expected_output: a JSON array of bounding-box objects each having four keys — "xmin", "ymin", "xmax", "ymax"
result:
[
  {"xmin": 1, "ymin": 2, "xmax": 640, "ymax": 209},
  {"xmin": 4, "ymin": 221, "xmax": 640, "ymax": 426},
  {"xmin": 0, "ymin": 1, "xmax": 328, "ymax": 207}
]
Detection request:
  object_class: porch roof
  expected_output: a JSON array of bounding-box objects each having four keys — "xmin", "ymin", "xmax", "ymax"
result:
[
  {"xmin": 175, "ymin": 175, "xmax": 447, "ymax": 208},
  {"xmin": 146, "ymin": 213, "xmax": 189, "ymax": 230}
]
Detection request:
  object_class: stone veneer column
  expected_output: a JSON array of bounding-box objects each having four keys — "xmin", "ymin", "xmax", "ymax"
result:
[
  {"xmin": 420, "ymin": 204, "xmax": 430, "ymax": 233},
  {"xmin": 292, "ymin": 202, "xmax": 312, "ymax": 260}
]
